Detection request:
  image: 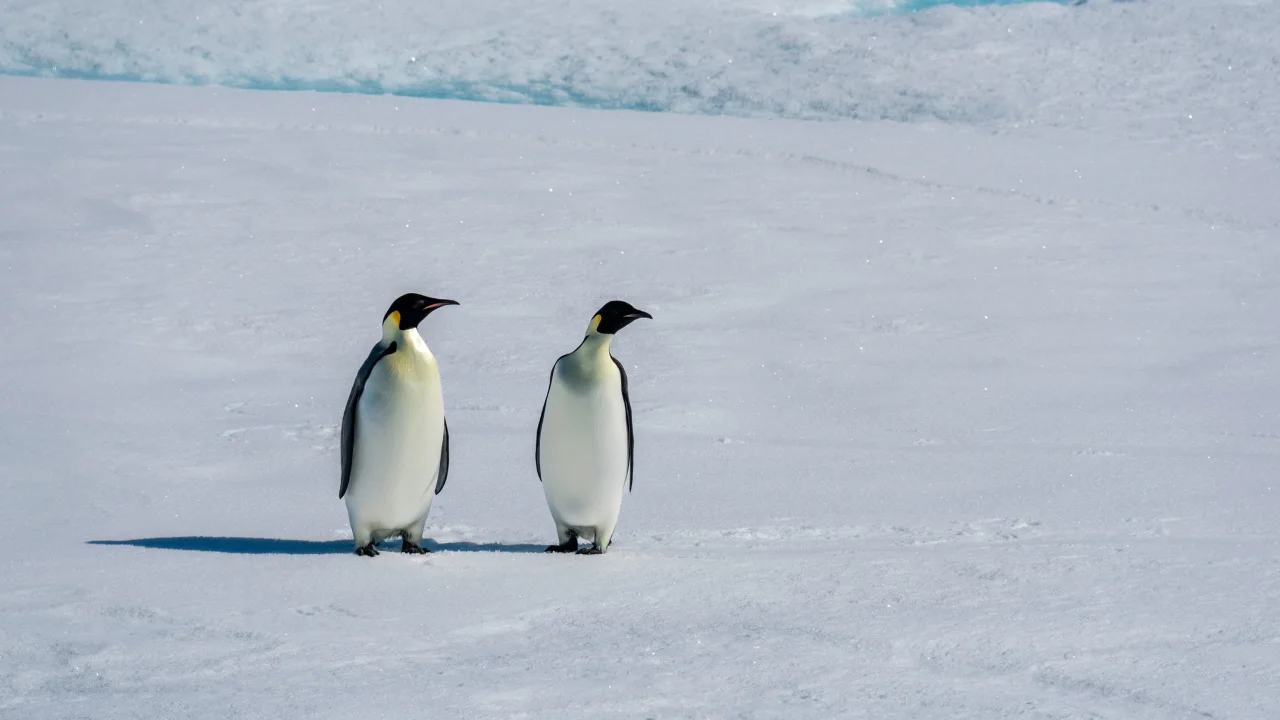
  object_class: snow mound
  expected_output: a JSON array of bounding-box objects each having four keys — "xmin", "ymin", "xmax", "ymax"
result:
[{"xmin": 3, "ymin": 0, "xmax": 1278, "ymax": 158}]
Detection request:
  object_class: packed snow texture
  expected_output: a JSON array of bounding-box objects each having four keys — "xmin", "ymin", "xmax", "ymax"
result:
[
  {"xmin": 2, "ymin": 0, "xmax": 1279, "ymax": 158},
  {"xmin": 2, "ymin": 0, "xmax": 1280, "ymax": 717},
  {"xmin": 2, "ymin": 72, "xmax": 1279, "ymax": 717}
]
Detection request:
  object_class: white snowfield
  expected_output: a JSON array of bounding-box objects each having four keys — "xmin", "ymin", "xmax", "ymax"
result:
[{"xmin": 1, "ymin": 1, "xmax": 1279, "ymax": 717}]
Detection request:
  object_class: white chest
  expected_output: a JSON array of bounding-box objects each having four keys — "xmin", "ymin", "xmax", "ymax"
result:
[
  {"xmin": 539, "ymin": 356, "xmax": 628, "ymax": 524},
  {"xmin": 346, "ymin": 341, "xmax": 446, "ymax": 526}
]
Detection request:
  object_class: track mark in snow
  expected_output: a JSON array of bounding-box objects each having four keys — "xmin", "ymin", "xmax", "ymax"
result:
[
  {"xmin": 449, "ymin": 617, "xmax": 535, "ymax": 639},
  {"xmin": 791, "ymin": 152, "xmax": 1273, "ymax": 232},
  {"xmin": 220, "ymin": 422, "xmax": 337, "ymax": 449},
  {"xmin": 1032, "ymin": 665, "xmax": 1217, "ymax": 718},
  {"xmin": 665, "ymin": 518, "xmax": 1049, "ymax": 548},
  {"xmin": 1072, "ymin": 447, "xmax": 1122, "ymax": 457},
  {"xmin": 453, "ymin": 401, "xmax": 517, "ymax": 414},
  {"xmin": 293, "ymin": 604, "xmax": 359, "ymax": 618}
]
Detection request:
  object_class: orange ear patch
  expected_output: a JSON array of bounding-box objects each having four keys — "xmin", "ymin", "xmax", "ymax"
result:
[{"xmin": 388, "ymin": 310, "xmax": 401, "ymax": 327}]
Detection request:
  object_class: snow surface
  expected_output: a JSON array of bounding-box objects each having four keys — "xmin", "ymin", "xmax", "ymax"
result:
[{"xmin": 2, "ymin": 0, "xmax": 1280, "ymax": 717}]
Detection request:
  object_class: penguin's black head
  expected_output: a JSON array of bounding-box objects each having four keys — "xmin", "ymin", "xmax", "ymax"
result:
[
  {"xmin": 592, "ymin": 300, "xmax": 652, "ymax": 335},
  {"xmin": 383, "ymin": 293, "xmax": 459, "ymax": 330}
]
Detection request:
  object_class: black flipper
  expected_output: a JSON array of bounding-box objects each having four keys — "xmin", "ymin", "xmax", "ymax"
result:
[
  {"xmin": 435, "ymin": 418, "xmax": 450, "ymax": 495},
  {"xmin": 612, "ymin": 356, "xmax": 635, "ymax": 492},
  {"xmin": 534, "ymin": 360, "xmax": 560, "ymax": 482},
  {"xmin": 339, "ymin": 341, "xmax": 397, "ymax": 499}
]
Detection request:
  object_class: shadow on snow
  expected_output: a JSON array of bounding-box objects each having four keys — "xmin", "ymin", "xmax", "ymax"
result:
[{"xmin": 87, "ymin": 536, "xmax": 546, "ymax": 555}]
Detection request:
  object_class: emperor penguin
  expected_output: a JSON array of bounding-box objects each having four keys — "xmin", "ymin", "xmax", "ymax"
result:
[
  {"xmin": 536, "ymin": 300, "xmax": 652, "ymax": 554},
  {"xmin": 340, "ymin": 293, "xmax": 458, "ymax": 557}
]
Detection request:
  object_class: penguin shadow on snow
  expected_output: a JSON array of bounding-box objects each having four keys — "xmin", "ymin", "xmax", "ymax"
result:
[{"xmin": 87, "ymin": 537, "xmax": 546, "ymax": 555}]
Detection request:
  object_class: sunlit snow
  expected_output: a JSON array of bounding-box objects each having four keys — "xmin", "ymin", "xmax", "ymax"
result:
[{"xmin": 1, "ymin": 0, "xmax": 1278, "ymax": 717}]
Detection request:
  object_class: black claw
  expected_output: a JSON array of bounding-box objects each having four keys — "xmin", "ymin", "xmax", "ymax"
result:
[
  {"xmin": 355, "ymin": 543, "xmax": 380, "ymax": 557},
  {"xmin": 576, "ymin": 546, "xmax": 604, "ymax": 555},
  {"xmin": 545, "ymin": 538, "xmax": 578, "ymax": 553},
  {"xmin": 401, "ymin": 540, "xmax": 431, "ymax": 554}
]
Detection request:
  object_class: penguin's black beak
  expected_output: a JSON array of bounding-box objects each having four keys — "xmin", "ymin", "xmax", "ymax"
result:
[
  {"xmin": 424, "ymin": 298, "xmax": 460, "ymax": 312},
  {"xmin": 624, "ymin": 310, "xmax": 653, "ymax": 320},
  {"xmin": 406, "ymin": 298, "xmax": 458, "ymax": 329}
]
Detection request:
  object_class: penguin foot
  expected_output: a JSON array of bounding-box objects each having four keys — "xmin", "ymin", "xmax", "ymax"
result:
[
  {"xmin": 401, "ymin": 540, "xmax": 431, "ymax": 554},
  {"xmin": 575, "ymin": 546, "xmax": 604, "ymax": 555},
  {"xmin": 355, "ymin": 543, "xmax": 380, "ymax": 557},
  {"xmin": 545, "ymin": 539, "xmax": 578, "ymax": 553}
]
